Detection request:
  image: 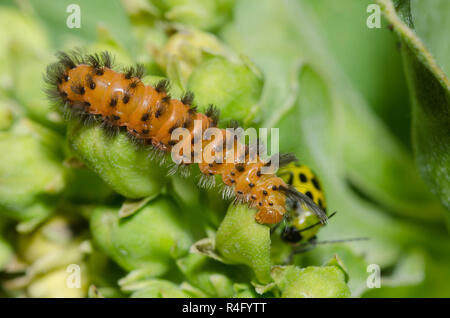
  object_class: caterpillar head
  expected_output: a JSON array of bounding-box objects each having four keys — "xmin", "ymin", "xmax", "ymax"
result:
[{"xmin": 255, "ymin": 203, "xmax": 285, "ymax": 224}]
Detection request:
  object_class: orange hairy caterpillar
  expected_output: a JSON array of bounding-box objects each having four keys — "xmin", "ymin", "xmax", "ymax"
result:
[{"xmin": 45, "ymin": 51, "xmax": 327, "ymax": 225}]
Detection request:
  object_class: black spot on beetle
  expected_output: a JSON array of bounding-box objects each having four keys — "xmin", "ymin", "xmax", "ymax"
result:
[
  {"xmin": 312, "ymin": 177, "xmax": 321, "ymax": 191},
  {"xmin": 305, "ymin": 191, "xmax": 313, "ymax": 200},
  {"xmin": 122, "ymin": 94, "xmax": 130, "ymax": 104},
  {"xmin": 249, "ymin": 183, "xmax": 255, "ymax": 188},
  {"xmin": 263, "ymin": 190, "xmax": 268, "ymax": 195},
  {"xmin": 235, "ymin": 164, "xmax": 245, "ymax": 172},
  {"xmin": 299, "ymin": 173, "xmax": 307, "ymax": 182},
  {"xmin": 141, "ymin": 113, "xmax": 150, "ymax": 121}
]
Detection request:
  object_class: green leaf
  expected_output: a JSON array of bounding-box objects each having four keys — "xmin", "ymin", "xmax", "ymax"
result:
[
  {"xmin": 410, "ymin": 0, "xmax": 450, "ymax": 76},
  {"xmin": 307, "ymin": 0, "xmax": 411, "ymax": 145},
  {"xmin": 378, "ymin": 0, "xmax": 450, "ymax": 210}
]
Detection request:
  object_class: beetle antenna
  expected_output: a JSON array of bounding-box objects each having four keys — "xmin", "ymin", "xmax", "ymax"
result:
[{"xmin": 292, "ymin": 236, "xmax": 369, "ymax": 255}]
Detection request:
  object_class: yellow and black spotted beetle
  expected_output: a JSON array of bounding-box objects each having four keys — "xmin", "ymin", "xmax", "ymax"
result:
[
  {"xmin": 277, "ymin": 162, "xmax": 331, "ymax": 245},
  {"xmin": 276, "ymin": 162, "xmax": 366, "ymax": 256}
]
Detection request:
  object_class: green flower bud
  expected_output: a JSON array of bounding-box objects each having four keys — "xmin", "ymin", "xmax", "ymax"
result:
[
  {"xmin": 62, "ymin": 158, "xmax": 115, "ymax": 204},
  {"xmin": 18, "ymin": 216, "xmax": 84, "ymax": 264},
  {"xmin": 90, "ymin": 197, "xmax": 193, "ymax": 276},
  {"xmin": 129, "ymin": 279, "xmax": 191, "ymax": 298},
  {"xmin": 177, "ymin": 253, "xmax": 253, "ymax": 297},
  {"xmin": 4, "ymin": 216, "xmax": 89, "ymax": 297},
  {"xmin": 215, "ymin": 204, "xmax": 271, "ymax": 284},
  {"xmin": 232, "ymin": 283, "xmax": 257, "ymax": 298},
  {"xmin": 67, "ymin": 120, "xmax": 168, "ymax": 199},
  {"xmin": 86, "ymin": 250, "xmax": 126, "ymax": 290},
  {"xmin": 187, "ymin": 57, "xmax": 263, "ymax": 125},
  {"xmin": 27, "ymin": 266, "xmax": 88, "ymax": 298},
  {"xmin": 0, "ymin": 119, "xmax": 65, "ymax": 230},
  {"xmin": 271, "ymin": 263, "xmax": 351, "ymax": 298},
  {"xmin": 88, "ymin": 285, "xmax": 124, "ymax": 298},
  {"xmin": 152, "ymin": 0, "xmax": 236, "ymax": 31},
  {"xmin": 168, "ymin": 173, "xmax": 202, "ymax": 209},
  {"xmin": 156, "ymin": 28, "xmax": 233, "ymax": 86},
  {"xmin": 13, "ymin": 59, "xmax": 64, "ymax": 130}
]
